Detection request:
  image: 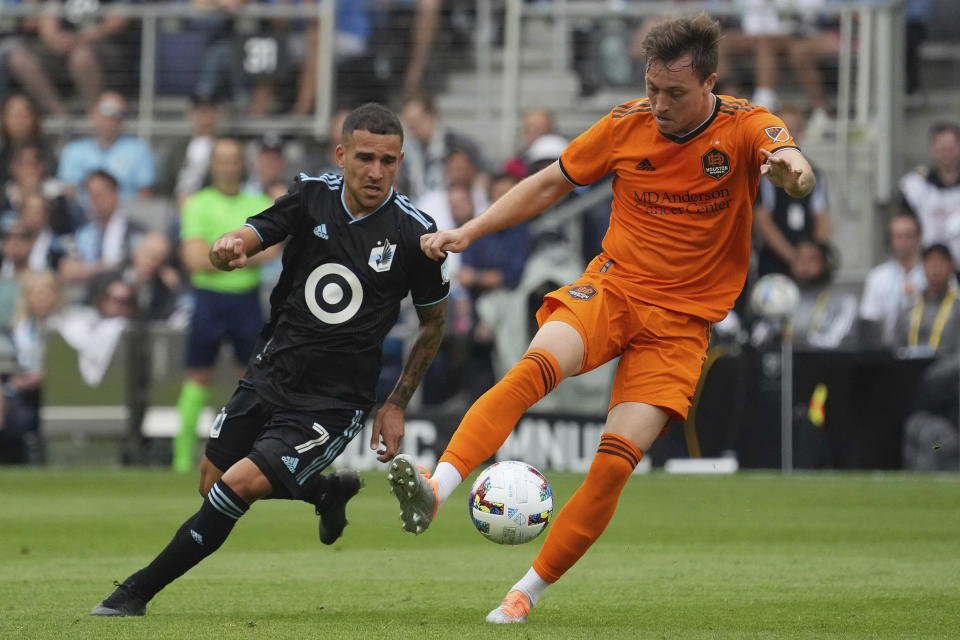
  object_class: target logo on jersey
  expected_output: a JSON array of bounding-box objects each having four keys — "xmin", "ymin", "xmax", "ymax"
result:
[{"xmin": 304, "ymin": 263, "xmax": 363, "ymax": 324}]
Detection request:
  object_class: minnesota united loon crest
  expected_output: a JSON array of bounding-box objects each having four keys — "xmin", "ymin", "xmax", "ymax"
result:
[{"xmin": 368, "ymin": 237, "xmax": 397, "ymax": 272}]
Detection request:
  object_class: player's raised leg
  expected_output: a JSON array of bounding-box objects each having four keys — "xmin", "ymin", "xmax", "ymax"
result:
[
  {"xmin": 487, "ymin": 402, "xmax": 665, "ymax": 623},
  {"xmin": 388, "ymin": 321, "xmax": 583, "ymax": 534}
]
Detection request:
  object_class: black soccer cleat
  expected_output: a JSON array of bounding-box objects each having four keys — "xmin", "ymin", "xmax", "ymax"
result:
[
  {"xmin": 315, "ymin": 470, "xmax": 363, "ymax": 545},
  {"xmin": 90, "ymin": 580, "xmax": 148, "ymax": 617}
]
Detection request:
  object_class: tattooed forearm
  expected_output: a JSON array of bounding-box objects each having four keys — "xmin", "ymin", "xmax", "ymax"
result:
[{"xmin": 387, "ymin": 300, "xmax": 447, "ymax": 409}]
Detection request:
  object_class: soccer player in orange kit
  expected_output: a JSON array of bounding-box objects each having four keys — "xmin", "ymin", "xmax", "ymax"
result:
[{"xmin": 387, "ymin": 13, "xmax": 815, "ymax": 623}]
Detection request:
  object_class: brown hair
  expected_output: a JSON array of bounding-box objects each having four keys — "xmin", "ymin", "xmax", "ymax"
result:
[{"xmin": 640, "ymin": 13, "xmax": 721, "ymax": 82}]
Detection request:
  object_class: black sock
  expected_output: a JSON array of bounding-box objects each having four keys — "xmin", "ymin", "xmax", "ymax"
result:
[
  {"xmin": 125, "ymin": 480, "xmax": 249, "ymax": 601},
  {"xmin": 263, "ymin": 472, "xmax": 331, "ymax": 507}
]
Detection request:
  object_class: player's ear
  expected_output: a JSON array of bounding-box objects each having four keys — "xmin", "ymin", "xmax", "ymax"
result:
[
  {"xmin": 703, "ymin": 72, "xmax": 717, "ymax": 93},
  {"xmin": 335, "ymin": 143, "xmax": 346, "ymax": 169}
]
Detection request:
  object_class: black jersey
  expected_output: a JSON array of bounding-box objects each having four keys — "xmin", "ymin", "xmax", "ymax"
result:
[{"xmin": 240, "ymin": 173, "xmax": 449, "ymax": 411}]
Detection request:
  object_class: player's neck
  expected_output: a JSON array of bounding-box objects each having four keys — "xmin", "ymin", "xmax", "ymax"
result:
[{"xmin": 676, "ymin": 93, "xmax": 716, "ymax": 139}]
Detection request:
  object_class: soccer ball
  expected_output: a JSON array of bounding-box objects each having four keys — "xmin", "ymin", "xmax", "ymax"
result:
[
  {"xmin": 468, "ymin": 460, "xmax": 553, "ymax": 545},
  {"xmin": 750, "ymin": 273, "xmax": 800, "ymax": 318}
]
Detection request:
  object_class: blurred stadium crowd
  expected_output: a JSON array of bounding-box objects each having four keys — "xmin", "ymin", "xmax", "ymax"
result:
[{"xmin": 0, "ymin": 0, "xmax": 958, "ymax": 470}]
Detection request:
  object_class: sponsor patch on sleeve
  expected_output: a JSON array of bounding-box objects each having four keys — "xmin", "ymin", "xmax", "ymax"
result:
[{"xmin": 567, "ymin": 284, "xmax": 597, "ymax": 300}]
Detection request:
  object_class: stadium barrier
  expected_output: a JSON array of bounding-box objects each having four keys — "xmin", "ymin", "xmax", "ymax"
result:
[{"xmin": 40, "ymin": 323, "xmax": 941, "ymax": 471}]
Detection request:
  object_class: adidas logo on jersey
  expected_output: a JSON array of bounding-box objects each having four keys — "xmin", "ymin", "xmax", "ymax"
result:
[
  {"xmin": 281, "ymin": 455, "xmax": 300, "ymax": 473},
  {"xmin": 313, "ymin": 224, "xmax": 329, "ymax": 240},
  {"xmin": 635, "ymin": 158, "xmax": 656, "ymax": 171}
]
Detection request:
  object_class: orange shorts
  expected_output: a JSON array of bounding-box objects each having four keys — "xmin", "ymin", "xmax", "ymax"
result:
[{"xmin": 536, "ymin": 256, "xmax": 711, "ymax": 421}]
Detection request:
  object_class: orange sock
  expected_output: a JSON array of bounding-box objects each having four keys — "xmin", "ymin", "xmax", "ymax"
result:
[
  {"xmin": 439, "ymin": 349, "xmax": 561, "ymax": 479},
  {"xmin": 532, "ymin": 433, "xmax": 642, "ymax": 583}
]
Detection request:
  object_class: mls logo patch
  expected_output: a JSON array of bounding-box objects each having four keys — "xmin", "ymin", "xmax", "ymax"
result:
[
  {"xmin": 764, "ymin": 126, "xmax": 791, "ymax": 143},
  {"xmin": 567, "ymin": 284, "xmax": 597, "ymax": 300},
  {"xmin": 210, "ymin": 408, "xmax": 226, "ymax": 438},
  {"xmin": 368, "ymin": 237, "xmax": 397, "ymax": 272},
  {"xmin": 702, "ymin": 148, "xmax": 731, "ymax": 181}
]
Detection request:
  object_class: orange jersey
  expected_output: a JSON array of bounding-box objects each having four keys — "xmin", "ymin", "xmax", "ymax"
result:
[{"xmin": 559, "ymin": 94, "xmax": 798, "ymax": 322}]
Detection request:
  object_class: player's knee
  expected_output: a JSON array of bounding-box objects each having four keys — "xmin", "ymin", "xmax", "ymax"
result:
[{"xmin": 198, "ymin": 456, "xmax": 223, "ymax": 498}]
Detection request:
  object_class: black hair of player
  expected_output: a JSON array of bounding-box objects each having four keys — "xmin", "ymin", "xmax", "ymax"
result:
[
  {"xmin": 342, "ymin": 103, "xmax": 404, "ymax": 145},
  {"xmin": 640, "ymin": 13, "xmax": 721, "ymax": 82}
]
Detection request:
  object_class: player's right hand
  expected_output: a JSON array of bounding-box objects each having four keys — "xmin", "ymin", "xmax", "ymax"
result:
[
  {"xmin": 210, "ymin": 236, "xmax": 247, "ymax": 270},
  {"xmin": 420, "ymin": 229, "xmax": 471, "ymax": 261}
]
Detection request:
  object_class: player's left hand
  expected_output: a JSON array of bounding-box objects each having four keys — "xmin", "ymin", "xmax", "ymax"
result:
[
  {"xmin": 370, "ymin": 402, "xmax": 405, "ymax": 463},
  {"xmin": 760, "ymin": 148, "xmax": 813, "ymax": 198}
]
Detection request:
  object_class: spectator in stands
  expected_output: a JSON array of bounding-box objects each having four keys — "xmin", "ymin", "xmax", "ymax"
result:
[
  {"xmin": 287, "ymin": 1, "xmax": 372, "ymax": 115},
  {"xmin": 0, "ymin": 268, "xmax": 60, "ymax": 464},
  {"xmin": 0, "ymin": 218, "xmax": 34, "ymax": 329},
  {"xmin": 457, "ymin": 174, "xmax": 533, "ymax": 401},
  {"xmin": 95, "ymin": 231, "xmax": 184, "ymax": 323},
  {"xmin": 34, "ymin": 0, "xmax": 139, "ymax": 110},
  {"xmin": 400, "ymin": 92, "xmax": 489, "ymax": 199},
  {"xmin": 173, "ymin": 137, "xmax": 274, "ymax": 472},
  {"xmin": 900, "ymin": 122, "xmax": 960, "ymax": 262},
  {"xmin": 57, "ymin": 92, "xmax": 157, "ymax": 205},
  {"xmin": 0, "ymin": 10, "xmax": 68, "ymax": 115},
  {"xmin": 59, "ymin": 170, "xmax": 146, "ymax": 285},
  {"xmin": 859, "ymin": 213, "xmax": 926, "ymax": 348},
  {"xmin": 753, "ymin": 240, "xmax": 857, "ymax": 349},
  {"xmin": 501, "ymin": 107, "xmax": 556, "ymax": 179},
  {"xmin": 243, "ymin": 132, "xmax": 290, "ymax": 195},
  {"xmin": 0, "ymin": 94, "xmax": 56, "ymax": 188},
  {"xmin": 2, "ymin": 142, "xmax": 78, "ymax": 235},
  {"xmin": 12, "ymin": 191, "xmax": 67, "ymax": 272},
  {"xmin": 367, "ymin": 0, "xmax": 442, "ymax": 97},
  {"xmin": 898, "ymin": 244, "xmax": 960, "ymax": 472},
  {"xmin": 716, "ymin": 1, "xmax": 837, "ymax": 134},
  {"xmin": 309, "ymin": 107, "xmax": 350, "ymax": 176},
  {"xmin": 894, "ymin": 243, "xmax": 960, "ymax": 356},
  {"xmin": 155, "ymin": 90, "xmax": 224, "ymax": 208},
  {"xmin": 754, "ymin": 106, "xmax": 830, "ymax": 276},
  {"xmin": 0, "ymin": 217, "xmax": 34, "ymax": 282},
  {"xmin": 460, "ymin": 173, "xmax": 531, "ymax": 296}
]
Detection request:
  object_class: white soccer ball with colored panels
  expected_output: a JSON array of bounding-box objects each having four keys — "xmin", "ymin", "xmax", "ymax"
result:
[
  {"xmin": 750, "ymin": 273, "xmax": 800, "ymax": 318},
  {"xmin": 468, "ymin": 460, "xmax": 553, "ymax": 545}
]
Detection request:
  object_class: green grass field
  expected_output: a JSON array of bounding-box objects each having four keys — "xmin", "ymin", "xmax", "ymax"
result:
[{"xmin": 1, "ymin": 468, "xmax": 959, "ymax": 639}]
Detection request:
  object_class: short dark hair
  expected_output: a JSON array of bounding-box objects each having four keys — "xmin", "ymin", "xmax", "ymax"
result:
[
  {"xmin": 640, "ymin": 13, "xmax": 721, "ymax": 82},
  {"xmin": 85, "ymin": 169, "xmax": 118, "ymax": 190},
  {"xmin": 923, "ymin": 242, "xmax": 954, "ymax": 263},
  {"xmin": 930, "ymin": 121, "xmax": 960, "ymax": 141},
  {"xmin": 889, "ymin": 211, "xmax": 922, "ymax": 237},
  {"xmin": 343, "ymin": 103, "xmax": 404, "ymax": 144}
]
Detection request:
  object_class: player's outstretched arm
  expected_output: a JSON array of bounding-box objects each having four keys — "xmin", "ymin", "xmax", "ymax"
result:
[
  {"xmin": 209, "ymin": 225, "xmax": 263, "ymax": 271},
  {"xmin": 420, "ymin": 162, "xmax": 575, "ymax": 260},
  {"xmin": 761, "ymin": 148, "xmax": 815, "ymax": 199},
  {"xmin": 370, "ymin": 300, "xmax": 447, "ymax": 462}
]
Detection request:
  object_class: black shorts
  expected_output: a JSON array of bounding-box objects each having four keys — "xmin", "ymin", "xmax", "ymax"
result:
[{"xmin": 204, "ymin": 386, "xmax": 369, "ymax": 499}]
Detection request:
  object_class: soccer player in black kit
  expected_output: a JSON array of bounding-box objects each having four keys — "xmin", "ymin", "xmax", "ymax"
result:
[{"xmin": 91, "ymin": 103, "xmax": 449, "ymax": 616}]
